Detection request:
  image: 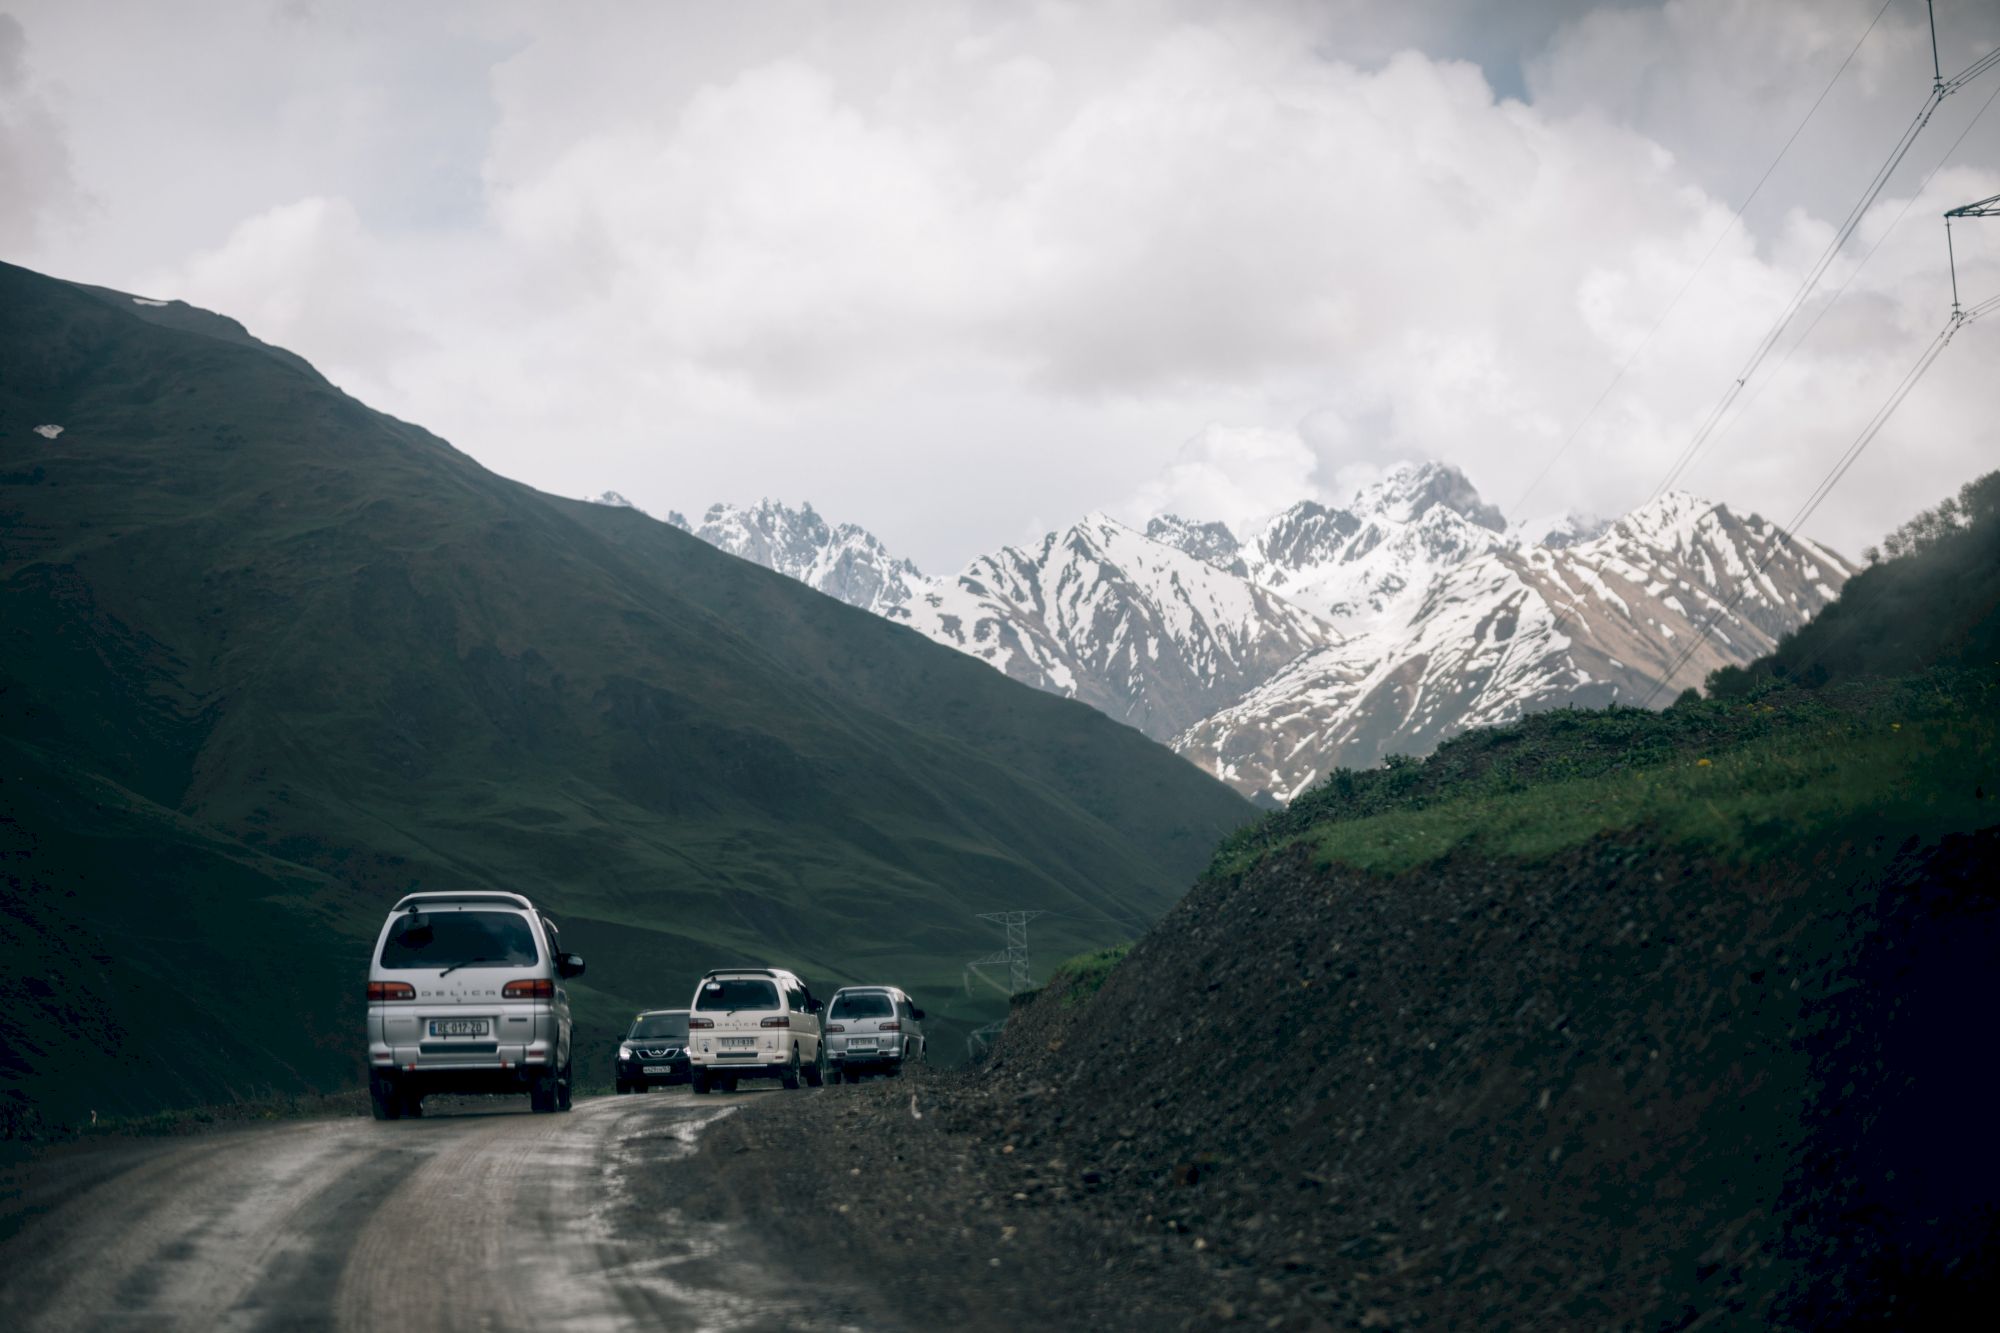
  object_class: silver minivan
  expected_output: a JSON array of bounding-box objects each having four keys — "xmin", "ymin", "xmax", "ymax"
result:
[
  {"xmin": 365, "ymin": 891, "xmax": 585, "ymax": 1119},
  {"xmin": 825, "ymin": 986, "xmax": 926, "ymax": 1081},
  {"xmin": 686, "ymin": 967, "xmax": 825, "ymax": 1093}
]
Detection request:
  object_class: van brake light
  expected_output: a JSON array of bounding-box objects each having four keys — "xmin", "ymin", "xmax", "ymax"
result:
[
  {"xmin": 824, "ymin": 1023, "xmax": 845, "ymax": 1033},
  {"xmin": 368, "ymin": 981, "xmax": 416, "ymax": 1002},
  {"xmin": 503, "ymin": 979, "xmax": 554, "ymax": 999},
  {"xmin": 760, "ymin": 1016, "xmax": 790, "ymax": 1028},
  {"xmin": 880, "ymin": 1020, "xmax": 901, "ymax": 1032},
  {"xmin": 688, "ymin": 1017, "xmax": 714, "ymax": 1029}
]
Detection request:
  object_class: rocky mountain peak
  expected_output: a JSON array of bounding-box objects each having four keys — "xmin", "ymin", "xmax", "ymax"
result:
[
  {"xmin": 1145, "ymin": 514, "xmax": 1243, "ymax": 570},
  {"xmin": 1354, "ymin": 461, "xmax": 1506, "ymax": 532}
]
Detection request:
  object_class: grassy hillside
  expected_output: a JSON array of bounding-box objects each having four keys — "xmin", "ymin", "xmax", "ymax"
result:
[
  {"xmin": 0, "ymin": 260, "xmax": 1250, "ymax": 1124},
  {"xmin": 946, "ymin": 475, "xmax": 2000, "ymax": 1326}
]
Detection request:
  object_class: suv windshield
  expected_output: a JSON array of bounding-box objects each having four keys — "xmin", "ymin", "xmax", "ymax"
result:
[
  {"xmin": 629, "ymin": 1014, "xmax": 689, "ymax": 1040},
  {"xmin": 696, "ymin": 978, "xmax": 779, "ymax": 1011},
  {"xmin": 379, "ymin": 910, "xmax": 538, "ymax": 971},
  {"xmin": 831, "ymin": 992, "xmax": 894, "ymax": 1019}
]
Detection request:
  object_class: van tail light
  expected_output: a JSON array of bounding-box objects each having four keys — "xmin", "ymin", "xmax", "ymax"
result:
[
  {"xmin": 688, "ymin": 1017, "xmax": 714, "ymax": 1029},
  {"xmin": 503, "ymin": 979, "xmax": 554, "ymax": 999},
  {"xmin": 368, "ymin": 981, "xmax": 416, "ymax": 1002},
  {"xmin": 880, "ymin": 1020, "xmax": 901, "ymax": 1032},
  {"xmin": 760, "ymin": 1016, "xmax": 790, "ymax": 1028},
  {"xmin": 824, "ymin": 1023, "xmax": 845, "ymax": 1033}
]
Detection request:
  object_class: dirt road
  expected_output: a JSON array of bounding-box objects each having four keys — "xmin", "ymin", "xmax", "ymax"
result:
[{"xmin": 0, "ymin": 1092, "xmax": 863, "ymax": 1332}]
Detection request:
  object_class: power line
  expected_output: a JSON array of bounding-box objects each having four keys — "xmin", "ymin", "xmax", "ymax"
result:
[
  {"xmin": 1637, "ymin": 301, "xmax": 1986, "ymax": 708},
  {"xmin": 1686, "ymin": 75, "xmax": 2000, "ymax": 473},
  {"xmin": 1509, "ymin": 0, "xmax": 1896, "ymax": 519},
  {"xmin": 1649, "ymin": 13, "xmax": 2000, "ymax": 503}
]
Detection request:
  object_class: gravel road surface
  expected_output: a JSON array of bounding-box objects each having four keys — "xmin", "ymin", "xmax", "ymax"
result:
[{"xmin": 0, "ymin": 1092, "xmax": 859, "ymax": 1332}]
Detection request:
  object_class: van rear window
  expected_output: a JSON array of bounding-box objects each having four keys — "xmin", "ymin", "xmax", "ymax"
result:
[
  {"xmin": 831, "ymin": 992, "xmax": 893, "ymax": 1019},
  {"xmin": 379, "ymin": 910, "xmax": 538, "ymax": 970},
  {"xmin": 696, "ymin": 978, "xmax": 779, "ymax": 1011}
]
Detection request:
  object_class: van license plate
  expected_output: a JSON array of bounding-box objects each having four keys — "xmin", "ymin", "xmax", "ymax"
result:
[
  {"xmin": 429, "ymin": 1019, "xmax": 490, "ymax": 1037},
  {"xmin": 721, "ymin": 1036, "xmax": 755, "ymax": 1048}
]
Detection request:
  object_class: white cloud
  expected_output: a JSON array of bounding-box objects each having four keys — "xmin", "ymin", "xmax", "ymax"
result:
[{"xmin": 8, "ymin": 0, "xmax": 1999, "ymax": 569}]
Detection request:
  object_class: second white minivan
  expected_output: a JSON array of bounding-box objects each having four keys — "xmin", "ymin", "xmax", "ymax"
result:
[{"xmin": 686, "ymin": 967, "xmax": 825, "ymax": 1092}]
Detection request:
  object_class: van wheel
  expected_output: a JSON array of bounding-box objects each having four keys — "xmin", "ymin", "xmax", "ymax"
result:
[
  {"xmin": 401, "ymin": 1090, "xmax": 425, "ymax": 1117},
  {"xmin": 691, "ymin": 1070, "xmax": 711, "ymax": 1095},
  {"xmin": 781, "ymin": 1048, "xmax": 802, "ymax": 1090},
  {"xmin": 558, "ymin": 1062, "xmax": 574, "ymax": 1112},
  {"xmin": 530, "ymin": 1073, "xmax": 558, "ymax": 1113},
  {"xmin": 721, "ymin": 1075, "xmax": 738, "ymax": 1092},
  {"xmin": 803, "ymin": 1048, "xmax": 825, "ymax": 1087},
  {"xmin": 370, "ymin": 1076, "xmax": 402, "ymax": 1121}
]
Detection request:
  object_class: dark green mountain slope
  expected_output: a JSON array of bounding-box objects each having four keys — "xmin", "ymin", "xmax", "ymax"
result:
[
  {"xmin": 1708, "ymin": 467, "xmax": 2000, "ymax": 694},
  {"xmin": 0, "ymin": 260, "xmax": 1250, "ymax": 1123}
]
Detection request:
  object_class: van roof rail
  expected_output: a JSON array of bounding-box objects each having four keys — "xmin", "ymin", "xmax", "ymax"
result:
[
  {"xmin": 392, "ymin": 891, "xmax": 536, "ymax": 911},
  {"xmin": 701, "ymin": 966, "xmax": 786, "ymax": 978}
]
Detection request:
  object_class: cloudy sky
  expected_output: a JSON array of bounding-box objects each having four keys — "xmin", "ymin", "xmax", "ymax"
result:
[{"xmin": 5, "ymin": 0, "xmax": 1998, "ymax": 571}]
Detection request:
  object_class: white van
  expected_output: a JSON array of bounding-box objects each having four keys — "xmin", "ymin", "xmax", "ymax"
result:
[
  {"xmin": 365, "ymin": 891, "xmax": 585, "ymax": 1118},
  {"xmin": 686, "ymin": 967, "xmax": 825, "ymax": 1092}
]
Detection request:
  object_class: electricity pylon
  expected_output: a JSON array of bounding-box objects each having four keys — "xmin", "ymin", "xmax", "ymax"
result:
[{"xmin": 962, "ymin": 909, "xmax": 1046, "ymax": 1060}]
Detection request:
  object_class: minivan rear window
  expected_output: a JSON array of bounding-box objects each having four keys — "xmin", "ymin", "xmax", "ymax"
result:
[
  {"xmin": 379, "ymin": 910, "xmax": 538, "ymax": 970},
  {"xmin": 831, "ymin": 992, "xmax": 893, "ymax": 1019},
  {"xmin": 696, "ymin": 978, "xmax": 779, "ymax": 1011},
  {"xmin": 630, "ymin": 1014, "xmax": 689, "ymax": 1039}
]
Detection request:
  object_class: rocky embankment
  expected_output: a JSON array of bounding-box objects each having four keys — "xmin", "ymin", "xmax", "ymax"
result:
[{"xmin": 658, "ymin": 824, "xmax": 1998, "ymax": 1329}]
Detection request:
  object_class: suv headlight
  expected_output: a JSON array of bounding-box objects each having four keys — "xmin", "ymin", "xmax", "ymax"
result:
[{"xmin": 618, "ymin": 1045, "xmax": 633, "ymax": 1059}]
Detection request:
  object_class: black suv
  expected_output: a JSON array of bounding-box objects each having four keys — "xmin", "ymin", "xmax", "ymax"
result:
[{"xmin": 616, "ymin": 1009, "xmax": 691, "ymax": 1092}]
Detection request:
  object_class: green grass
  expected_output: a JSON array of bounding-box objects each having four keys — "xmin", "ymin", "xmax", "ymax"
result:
[
  {"xmin": 1213, "ymin": 670, "xmax": 1998, "ymax": 878},
  {"xmin": 1051, "ymin": 943, "xmax": 1131, "ymax": 1005}
]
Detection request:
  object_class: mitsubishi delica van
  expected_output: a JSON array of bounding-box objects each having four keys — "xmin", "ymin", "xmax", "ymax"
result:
[
  {"xmin": 686, "ymin": 967, "xmax": 825, "ymax": 1093},
  {"xmin": 824, "ymin": 985, "xmax": 927, "ymax": 1081},
  {"xmin": 366, "ymin": 891, "xmax": 586, "ymax": 1119}
]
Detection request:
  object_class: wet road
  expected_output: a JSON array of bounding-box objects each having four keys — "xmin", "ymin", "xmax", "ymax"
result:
[{"xmin": 0, "ymin": 1092, "xmax": 852, "ymax": 1332}]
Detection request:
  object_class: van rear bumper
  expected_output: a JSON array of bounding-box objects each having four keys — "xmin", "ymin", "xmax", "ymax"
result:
[{"xmin": 378, "ymin": 1066, "xmax": 544, "ymax": 1096}]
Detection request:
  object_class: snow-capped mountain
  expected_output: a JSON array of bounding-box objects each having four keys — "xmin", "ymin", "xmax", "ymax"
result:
[
  {"xmin": 1238, "ymin": 467, "xmax": 1511, "ymax": 632},
  {"xmin": 663, "ymin": 499, "xmax": 926, "ymax": 617},
  {"xmin": 1177, "ymin": 491, "xmax": 1854, "ymax": 801},
  {"xmin": 649, "ymin": 461, "xmax": 1852, "ymax": 804},
  {"xmin": 891, "ymin": 513, "xmax": 1335, "ymax": 741}
]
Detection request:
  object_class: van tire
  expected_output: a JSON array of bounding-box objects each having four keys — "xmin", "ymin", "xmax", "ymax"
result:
[
  {"xmin": 803, "ymin": 1048, "xmax": 825, "ymax": 1087},
  {"xmin": 558, "ymin": 1062, "xmax": 574, "ymax": 1112},
  {"xmin": 530, "ymin": 1073, "xmax": 558, "ymax": 1113},
  {"xmin": 370, "ymin": 1076, "xmax": 402, "ymax": 1121},
  {"xmin": 721, "ymin": 1074, "xmax": 739, "ymax": 1092},
  {"xmin": 691, "ymin": 1070, "xmax": 711, "ymax": 1094},
  {"xmin": 781, "ymin": 1048, "xmax": 802, "ymax": 1090},
  {"xmin": 401, "ymin": 1090, "xmax": 425, "ymax": 1117}
]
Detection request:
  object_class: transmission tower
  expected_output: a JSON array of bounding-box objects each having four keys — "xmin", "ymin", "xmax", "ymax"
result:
[
  {"xmin": 962, "ymin": 909, "xmax": 1046, "ymax": 1061},
  {"xmin": 963, "ymin": 909, "xmax": 1045, "ymax": 998}
]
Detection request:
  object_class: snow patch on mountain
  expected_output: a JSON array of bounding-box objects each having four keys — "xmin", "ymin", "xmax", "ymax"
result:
[
  {"xmin": 676, "ymin": 499, "xmax": 926, "ymax": 617},
  {"xmin": 893, "ymin": 511, "xmax": 1334, "ymax": 741}
]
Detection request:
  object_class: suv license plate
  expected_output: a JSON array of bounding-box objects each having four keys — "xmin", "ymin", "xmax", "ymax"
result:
[
  {"xmin": 429, "ymin": 1019, "xmax": 490, "ymax": 1037},
  {"xmin": 642, "ymin": 1065, "xmax": 671, "ymax": 1074}
]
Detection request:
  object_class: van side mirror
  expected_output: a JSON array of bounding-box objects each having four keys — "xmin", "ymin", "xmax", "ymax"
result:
[
  {"xmin": 911, "ymin": 1008, "xmax": 925, "ymax": 1021},
  {"xmin": 809, "ymin": 997, "xmax": 823, "ymax": 1013},
  {"xmin": 557, "ymin": 953, "xmax": 586, "ymax": 979}
]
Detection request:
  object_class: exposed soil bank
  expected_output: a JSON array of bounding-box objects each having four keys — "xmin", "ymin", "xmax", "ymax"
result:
[{"xmin": 658, "ymin": 825, "xmax": 1999, "ymax": 1329}]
